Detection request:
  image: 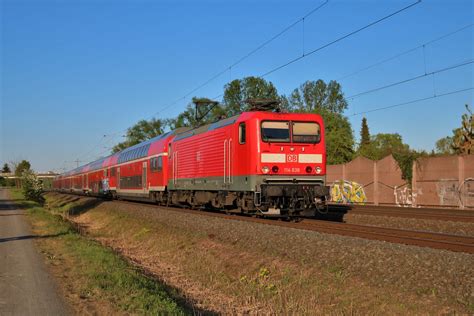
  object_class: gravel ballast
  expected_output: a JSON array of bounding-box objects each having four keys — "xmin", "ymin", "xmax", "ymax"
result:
[{"xmin": 344, "ymin": 213, "xmax": 474, "ymax": 236}]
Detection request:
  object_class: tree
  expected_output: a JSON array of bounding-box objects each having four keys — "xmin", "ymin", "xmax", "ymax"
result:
[
  {"xmin": 435, "ymin": 136, "xmax": 454, "ymax": 155},
  {"xmin": 15, "ymin": 160, "xmax": 31, "ymax": 177},
  {"xmin": 21, "ymin": 169, "xmax": 44, "ymax": 204},
  {"xmin": 434, "ymin": 104, "xmax": 474, "ymax": 155},
  {"xmin": 360, "ymin": 117, "xmax": 370, "ymax": 146},
  {"xmin": 452, "ymin": 104, "xmax": 473, "ymax": 154},
  {"xmin": 361, "ymin": 133, "xmax": 409, "ymax": 161},
  {"xmin": 357, "ymin": 117, "xmax": 371, "ymax": 157},
  {"xmin": 1, "ymin": 163, "xmax": 11, "ymax": 173},
  {"xmin": 223, "ymin": 77, "xmax": 280, "ymax": 116},
  {"xmin": 287, "ymin": 79, "xmax": 348, "ymax": 114},
  {"xmin": 112, "ymin": 118, "xmax": 164, "ymax": 153}
]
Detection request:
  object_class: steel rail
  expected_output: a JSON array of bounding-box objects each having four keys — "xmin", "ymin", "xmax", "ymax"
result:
[{"xmin": 329, "ymin": 204, "xmax": 474, "ymax": 222}]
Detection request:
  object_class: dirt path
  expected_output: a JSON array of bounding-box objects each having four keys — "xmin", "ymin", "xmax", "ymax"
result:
[{"xmin": 0, "ymin": 188, "xmax": 70, "ymax": 315}]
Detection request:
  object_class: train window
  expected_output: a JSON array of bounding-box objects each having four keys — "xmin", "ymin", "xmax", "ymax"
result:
[
  {"xmin": 292, "ymin": 122, "xmax": 321, "ymax": 143},
  {"xmin": 151, "ymin": 157, "xmax": 162, "ymax": 172},
  {"xmin": 150, "ymin": 158, "xmax": 155, "ymax": 170},
  {"xmin": 261, "ymin": 121, "xmax": 290, "ymax": 142},
  {"xmin": 111, "ymin": 168, "xmax": 116, "ymax": 177},
  {"xmin": 150, "ymin": 157, "xmax": 161, "ymax": 172},
  {"xmin": 157, "ymin": 156, "xmax": 163, "ymax": 171},
  {"xmin": 239, "ymin": 123, "xmax": 246, "ymax": 144}
]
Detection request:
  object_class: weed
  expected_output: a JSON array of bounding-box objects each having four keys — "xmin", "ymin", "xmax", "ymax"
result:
[{"xmin": 328, "ymin": 265, "xmax": 346, "ymax": 282}]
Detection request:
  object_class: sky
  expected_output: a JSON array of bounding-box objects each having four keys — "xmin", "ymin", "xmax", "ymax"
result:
[{"xmin": 1, "ymin": 0, "xmax": 473, "ymax": 172}]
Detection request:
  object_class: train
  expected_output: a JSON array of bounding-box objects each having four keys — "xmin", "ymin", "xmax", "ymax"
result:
[{"xmin": 53, "ymin": 110, "xmax": 330, "ymax": 217}]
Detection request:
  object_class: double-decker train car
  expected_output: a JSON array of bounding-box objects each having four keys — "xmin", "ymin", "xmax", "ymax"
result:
[{"xmin": 54, "ymin": 111, "xmax": 329, "ymax": 217}]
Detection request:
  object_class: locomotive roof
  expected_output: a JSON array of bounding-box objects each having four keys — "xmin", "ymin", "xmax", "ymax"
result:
[
  {"xmin": 172, "ymin": 111, "xmax": 322, "ymax": 141},
  {"xmin": 174, "ymin": 115, "xmax": 240, "ymax": 141}
]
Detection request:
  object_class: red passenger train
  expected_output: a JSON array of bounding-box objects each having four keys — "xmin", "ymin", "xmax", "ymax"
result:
[{"xmin": 53, "ymin": 111, "xmax": 330, "ymax": 217}]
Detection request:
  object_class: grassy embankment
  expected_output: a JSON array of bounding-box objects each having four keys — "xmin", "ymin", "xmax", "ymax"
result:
[
  {"xmin": 42, "ymin": 192, "xmax": 474, "ymax": 314},
  {"xmin": 9, "ymin": 189, "xmax": 186, "ymax": 315}
]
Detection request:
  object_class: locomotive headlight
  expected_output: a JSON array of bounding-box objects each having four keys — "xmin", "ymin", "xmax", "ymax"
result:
[
  {"xmin": 261, "ymin": 166, "xmax": 270, "ymax": 174},
  {"xmin": 315, "ymin": 166, "xmax": 322, "ymax": 174},
  {"xmin": 272, "ymin": 165, "xmax": 279, "ymax": 173}
]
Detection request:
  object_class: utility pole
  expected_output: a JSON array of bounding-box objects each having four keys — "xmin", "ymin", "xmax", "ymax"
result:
[{"xmin": 64, "ymin": 160, "xmax": 84, "ymax": 169}]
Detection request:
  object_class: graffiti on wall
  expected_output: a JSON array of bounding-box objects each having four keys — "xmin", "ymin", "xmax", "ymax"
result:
[
  {"xmin": 435, "ymin": 178, "xmax": 474, "ymax": 208},
  {"xmin": 394, "ymin": 185, "xmax": 419, "ymax": 207},
  {"xmin": 459, "ymin": 178, "xmax": 474, "ymax": 208},
  {"xmin": 330, "ymin": 180, "xmax": 367, "ymax": 204},
  {"xmin": 436, "ymin": 179, "xmax": 459, "ymax": 206}
]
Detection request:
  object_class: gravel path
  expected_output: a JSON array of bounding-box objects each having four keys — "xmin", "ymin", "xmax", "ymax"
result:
[{"xmin": 0, "ymin": 189, "xmax": 70, "ymax": 316}]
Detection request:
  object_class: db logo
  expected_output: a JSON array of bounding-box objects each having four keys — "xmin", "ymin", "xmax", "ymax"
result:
[{"xmin": 286, "ymin": 154, "xmax": 298, "ymax": 163}]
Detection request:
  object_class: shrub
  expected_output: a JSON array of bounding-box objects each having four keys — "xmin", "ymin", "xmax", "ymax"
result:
[{"xmin": 21, "ymin": 170, "xmax": 45, "ymax": 204}]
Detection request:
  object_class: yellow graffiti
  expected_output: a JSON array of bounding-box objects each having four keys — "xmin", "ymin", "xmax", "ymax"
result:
[{"xmin": 331, "ymin": 180, "xmax": 367, "ymax": 204}]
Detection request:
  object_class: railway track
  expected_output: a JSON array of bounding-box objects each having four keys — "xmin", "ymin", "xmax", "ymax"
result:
[
  {"xmin": 298, "ymin": 220, "xmax": 474, "ymax": 254},
  {"xmin": 329, "ymin": 204, "xmax": 474, "ymax": 223},
  {"xmin": 51, "ymin": 193, "xmax": 474, "ymax": 254}
]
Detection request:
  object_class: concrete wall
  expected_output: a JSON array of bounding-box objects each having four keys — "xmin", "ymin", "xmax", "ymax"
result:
[
  {"xmin": 412, "ymin": 155, "xmax": 474, "ymax": 209},
  {"xmin": 327, "ymin": 155, "xmax": 407, "ymax": 206},
  {"xmin": 327, "ymin": 154, "xmax": 474, "ymax": 208}
]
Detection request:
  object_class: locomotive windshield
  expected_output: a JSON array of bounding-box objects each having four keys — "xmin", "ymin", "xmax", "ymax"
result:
[
  {"xmin": 261, "ymin": 121, "xmax": 320, "ymax": 143},
  {"xmin": 261, "ymin": 121, "xmax": 290, "ymax": 142},
  {"xmin": 292, "ymin": 122, "xmax": 320, "ymax": 143}
]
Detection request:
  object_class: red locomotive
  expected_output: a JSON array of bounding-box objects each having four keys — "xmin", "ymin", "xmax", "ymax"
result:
[{"xmin": 54, "ymin": 111, "xmax": 329, "ymax": 217}]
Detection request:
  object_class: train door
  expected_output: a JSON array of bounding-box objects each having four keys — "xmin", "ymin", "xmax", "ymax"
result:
[
  {"xmin": 224, "ymin": 137, "xmax": 233, "ymax": 185},
  {"xmin": 117, "ymin": 167, "xmax": 121, "ymax": 189},
  {"xmin": 170, "ymin": 144, "xmax": 177, "ymax": 185},
  {"xmin": 142, "ymin": 161, "xmax": 147, "ymax": 192},
  {"xmin": 236, "ymin": 121, "xmax": 249, "ymax": 183}
]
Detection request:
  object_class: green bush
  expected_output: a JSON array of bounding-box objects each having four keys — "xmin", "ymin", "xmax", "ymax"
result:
[{"xmin": 21, "ymin": 170, "xmax": 45, "ymax": 204}]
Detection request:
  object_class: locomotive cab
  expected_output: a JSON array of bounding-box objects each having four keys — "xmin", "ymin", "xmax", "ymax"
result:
[{"xmin": 243, "ymin": 114, "xmax": 330, "ymax": 216}]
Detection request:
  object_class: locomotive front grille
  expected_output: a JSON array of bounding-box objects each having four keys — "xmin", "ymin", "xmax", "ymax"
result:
[{"xmin": 261, "ymin": 183, "xmax": 329, "ymax": 198}]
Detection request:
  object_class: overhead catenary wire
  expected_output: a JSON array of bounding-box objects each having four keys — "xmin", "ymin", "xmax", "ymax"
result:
[
  {"xmin": 337, "ymin": 23, "xmax": 473, "ymax": 81},
  {"xmin": 347, "ymin": 59, "xmax": 473, "ymax": 99},
  {"xmin": 260, "ymin": 0, "xmax": 422, "ymax": 78},
  {"xmin": 349, "ymin": 87, "xmax": 474, "ymax": 117},
  {"xmin": 76, "ymin": 1, "xmax": 422, "ymax": 163},
  {"xmin": 167, "ymin": 0, "xmax": 421, "ymax": 114},
  {"xmin": 82, "ymin": 1, "xmax": 331, "ymax": 161},
  {"xmin": 150, "ymin": 0, "xmax": 329, "ymax": 118}
]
